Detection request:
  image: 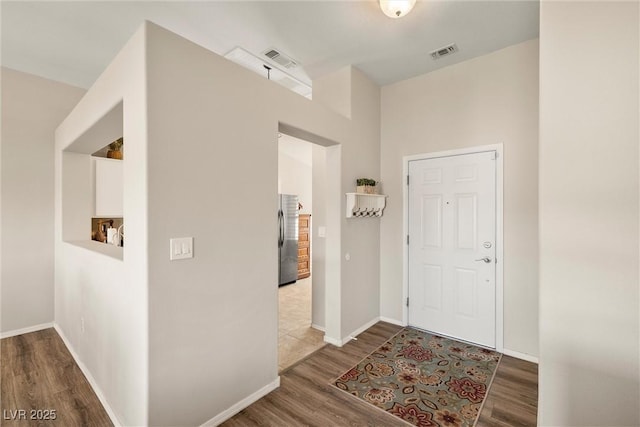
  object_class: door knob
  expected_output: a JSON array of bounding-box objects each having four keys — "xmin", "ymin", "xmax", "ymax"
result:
[{"xmin": 475, "ymin": 257, "xmax": 492, "ymax": 263}]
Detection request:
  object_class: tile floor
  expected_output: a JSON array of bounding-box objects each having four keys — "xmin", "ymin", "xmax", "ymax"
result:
[{"xmin": 278, "ymin": 278, "xmax": 325, "ymax": 371}]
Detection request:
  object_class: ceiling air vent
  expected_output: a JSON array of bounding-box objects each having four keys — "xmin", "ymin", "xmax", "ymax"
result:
[
  {"xmin": 430, "ymin": 43, "xmax": 459, "ymax": 60},
  {"xmin": 263, "ymin": 48, "xmax": 298, "ymax": 69},
  {"xmin": 224, "ymin": 47, "xmax": 311, "ymax": 99}
]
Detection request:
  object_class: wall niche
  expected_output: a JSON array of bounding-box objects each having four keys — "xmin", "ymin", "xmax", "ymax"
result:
[{"xmin": 61, "ymin": 101, "xmax": 124, "ymax": 259}]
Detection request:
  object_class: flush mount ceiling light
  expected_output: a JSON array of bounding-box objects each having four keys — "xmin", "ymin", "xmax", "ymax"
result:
[{"xmin": 379, "ymin": 0, "xmax": 416, "ymax": 18}]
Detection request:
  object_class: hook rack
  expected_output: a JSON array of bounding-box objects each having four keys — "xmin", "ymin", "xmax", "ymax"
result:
[{"xmin": 346, "ymin": 193, "xmax": 387, "ymax": 218}]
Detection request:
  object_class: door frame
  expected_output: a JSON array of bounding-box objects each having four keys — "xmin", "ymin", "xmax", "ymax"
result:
[{"xmin": 402, "ymin": 143, "xmax": 504, "ymax": 352}]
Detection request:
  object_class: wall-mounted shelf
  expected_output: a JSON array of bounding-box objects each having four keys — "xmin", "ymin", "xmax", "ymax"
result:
[{"xmin": 346, "ymin": 193, "xmax": 387, "ymax": 218}]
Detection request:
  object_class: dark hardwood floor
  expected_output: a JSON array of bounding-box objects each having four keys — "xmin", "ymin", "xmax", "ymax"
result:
[
  {"xmin": 1, "ymin": 328, "xmax": 112, "ymax": 427},
  {"xmin": 223, "ymin": 322, "xmax": 538, "ymax": 426},
  {"xmin": 1, "ymin": 323, "xmax": 537, "ymax": 427},
  {"xmin": 477, "ymin": 355, "xmax": 538, "ymax": 427}
]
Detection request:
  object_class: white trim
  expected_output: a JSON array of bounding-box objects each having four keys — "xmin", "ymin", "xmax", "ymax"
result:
[
  {"xmin": 0, "ymin": 322, "xmax": 53, "ymax": 339},
  {"xmin": 495, "ymin": 146, "xmax": 504, "ymax": 353},
  {"xmin": 323, "ymin": 317, "xmax": 390, "ymax": 347},
  {"xmin": 344, "ymin": 316, "xmax": 381, "ymax": 342},
  {"xmin": 402, "ymin": 144, "xmax": 505, "ymax": 352},
  {"xmin": 53, "ymin": 323, "xmax": 122, "ymax": 427},
  {"xmin": 311, "ymin": 323, "xmax": 325, "ymax": 332},
  {"xmin": 502, "ymin": 348, "xmax": 539, "ymax": 364},
  {"xmin": 323, "ymin": 335, "xmax": 344, "ymax": 347},
  {"xmin": 200, "ymin": 377, "xmax": 281, "ymax": 426},
  {"xmin": 379, "ymin": 316, "xmax": 406, "ymax": 327}
]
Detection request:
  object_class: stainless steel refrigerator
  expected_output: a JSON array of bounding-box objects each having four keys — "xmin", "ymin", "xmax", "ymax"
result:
[{"xmin": 278, "ymin": 194, "xmax": 299, "ymax": 286}]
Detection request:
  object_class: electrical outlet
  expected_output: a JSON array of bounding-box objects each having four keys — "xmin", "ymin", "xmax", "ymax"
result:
[{"xmin": 80, "ymin": 317, "xmax": 85, "ymax": 333}]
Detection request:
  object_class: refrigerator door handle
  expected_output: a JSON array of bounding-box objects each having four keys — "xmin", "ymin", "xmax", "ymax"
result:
[
  {"xmin": 278, "ymin": 210, "xmax": 284, "ymax": 247},
  {"xmin": 281, "ymin": 210, "xmax": 285, "ymax": 245}
]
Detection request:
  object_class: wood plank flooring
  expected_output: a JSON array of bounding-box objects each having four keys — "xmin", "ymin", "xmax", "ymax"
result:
[
  {"xmin": 1, "ymin": 328, "xmax": 112, "ymax": 427},
  {"xmin": 477, "ymin": 355, "xmax": 538, "ymax": 427},
  {"xmin": 1, "ymin": 323, "xmax": 537, "ymax": 426},
  {"xmin": 224, "ymin": 322, "xmax": 538, "ymax": 427}
]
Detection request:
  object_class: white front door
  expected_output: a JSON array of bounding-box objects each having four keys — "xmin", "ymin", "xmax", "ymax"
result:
[{"xmin": 408, "ymin": 151, "xmax": 496, "ymax": 347}]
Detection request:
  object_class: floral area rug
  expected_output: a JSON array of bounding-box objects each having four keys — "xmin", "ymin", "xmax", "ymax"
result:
[{"xmin": 332, "ymin": 328, "xmax": 501, "ymax": 427}]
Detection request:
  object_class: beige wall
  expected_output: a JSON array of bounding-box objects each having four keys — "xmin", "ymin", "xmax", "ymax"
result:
[
  {"xmin": 50, "ymin": 22, "xmax": 381, "ymax": 425},
  {"xmin": 380, "ymin": 39, "xmax": 539, "ymax": 357},
  {"xmin": 144, "ymin": 24, "xmax": 381, "ymax": 425},
  {"xmin": 1, "ymin": 68, "xmax": 84, "ymax": 334},
  {"xmin": 340, "ymin": 67, "xmax": 381, "ymax": 338},
  {"xmin": 539, "ymin": 2, "xmax": 639, "ymax": 425},
  {"xmin": 55, "ymin": 27, "xmax": 149, "ymax": 426}
]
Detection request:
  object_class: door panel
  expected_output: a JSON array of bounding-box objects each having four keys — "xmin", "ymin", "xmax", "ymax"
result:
[
  {"xmin": 455, "ymin": 194, "xmax": 477, "ymax": 250},
  {"xmin": 422, "ymin": 264, "xmax": 443, "ymax": 311},
  {"xmin": 454, "ymin": 268, "xmax": 477, "ymax": 318},
  {"xmin": 454, "ymin": 164, "xmax": 477, "ymax": 182},
  {"xmin": 421, "ymin": 195, "xmax": 442, "ymax": 248},
  {"xmin": 408, "ymin": 151, "xmax": 496, "ymax": 348},
  {"xmin": 422, "ymin": 167, "xmax": 443, "ymax": 184}
]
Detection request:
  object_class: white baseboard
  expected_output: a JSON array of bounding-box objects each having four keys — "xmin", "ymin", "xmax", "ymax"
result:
[
  {"xmin": 311, "ymin": 323, "xmax": 325, "ymax": 332},
  {"xmin": 379, "ymin": 316, "xmax": 406, "ymax": 327},
  {"xmin": 53, "ymin": 323, "xmax": 123, "ymax": 426},
  {"xmin": 323, "ymin": 316, "xmax": 405, "ymax": 348},
  {"xmin": 323, "ymin": 335, "xmax": 343, "ymax": 347},
  {"xmin": 0, "ymin": 322, "xmax": 54, "ymax": 339},
  {"xmin": 200, "ymin": 376, "xmax": 281, "ymax": 426},
  {"xmin": 502, "ymin": 348, "xmax": 539, "ymax": 364},
  {"xmin": 344, "ymin": 316, "xmax": 381, "ymax": 342}
]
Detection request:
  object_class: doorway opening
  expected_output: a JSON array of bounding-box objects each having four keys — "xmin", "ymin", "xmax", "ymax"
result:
[{"xmin": 277, "ymin": 132, "xmax": 328, "ymax": 371}]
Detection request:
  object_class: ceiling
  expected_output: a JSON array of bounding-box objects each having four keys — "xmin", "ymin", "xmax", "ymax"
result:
[{"xmin": 1, "ymin": 1, "xmax": 539, "ymax": 90}]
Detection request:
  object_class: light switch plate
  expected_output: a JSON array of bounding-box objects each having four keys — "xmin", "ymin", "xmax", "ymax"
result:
[
  {"xmin": 318, "ymin": 226, "xmax": 326, "ymax": 238},
  {"xmin": 170, "ymin": 237, "xmax": 193, "ymax": 260}
]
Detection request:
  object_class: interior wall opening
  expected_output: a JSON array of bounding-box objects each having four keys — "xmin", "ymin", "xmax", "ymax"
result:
[
  {"xmin": 277, "ymin": 132, "xmax": 325, "ymax": 371},
  {"xmin": 60, "ymin": 100, "xmax": 124, "ymax": 260}
]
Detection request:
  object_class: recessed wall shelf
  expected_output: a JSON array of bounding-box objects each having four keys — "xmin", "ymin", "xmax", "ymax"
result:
[{"xmin": 345, "ymin": 193, "xmax": 387, "ymax": 218}]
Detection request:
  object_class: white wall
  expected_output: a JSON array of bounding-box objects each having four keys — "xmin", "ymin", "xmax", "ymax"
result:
[
  {"xmin": 278, "ymin": 134, "xmax": 312, "ymax": 214},
  {"xmin": 311, "ymin": 144, "xmax": 327, "ymax": 329},
  {"xmin": 313, "ymin": 66, "xmax": 351, "ymax": 120},
  {"xmin": 1, "ymin": 68, "xmax": 84, "ymax": 334},
  {"xmin": 144, "ymin": 24, "xmax": 381, "ymax": 425},
  {"xmin": 48, "ymin": 21, "xmax": 381, "ymax": 426},
  {"xmin": 340, "ymin": 68, "xmax": 381, "ymax": 338},
  {"xmin": 539, "ymin": 2, "xmax": 639, "ymax": 425},
  {"xmin": 311, "ymin": 66, "xmax": 383, "ymax": 339},
  {"xmin": 380, "ymin": 39, "xmax": 539, "ymax": 357},
  {"xmin": 54, "ymin": 26, "xmax": 149, "ymax": 426}
]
